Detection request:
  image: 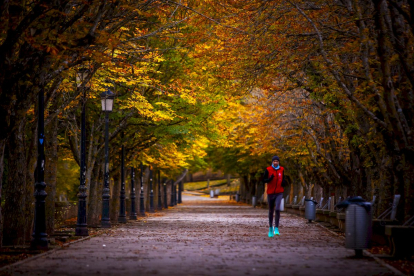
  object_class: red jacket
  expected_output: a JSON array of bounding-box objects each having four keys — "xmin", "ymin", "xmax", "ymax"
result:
[{"xmin": 263, "ymin": 166, "xmax": 284, "ymax": 194}]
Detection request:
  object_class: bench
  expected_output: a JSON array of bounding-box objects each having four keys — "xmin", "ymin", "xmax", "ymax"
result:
[
  {"xmin": 292, "ymin": 196, "xmax": 305, "ymax": 216},
  {"xmin": 285, "ymin": 195, "xmax": 297, "ymax": 214},
  {"xmin": 316, "ymin": 197, "xmax": 331, "ymax": 222},
  {"xmin": 329, "ymin": 196, "xmax": 342, "ymax": 227},
  {"xmin": 315, "ymin": 197, "xmax": 324, "ymax": 221},
  {"xmin": 372, "ymin": 195, "xmax": 401, "ymax": 245},
  {"xmin": 385, "ymin": 216, "xmax": 414, "ymax": 258}
]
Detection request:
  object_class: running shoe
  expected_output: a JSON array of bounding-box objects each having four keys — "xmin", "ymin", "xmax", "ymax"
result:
[
  {"xmin": 268, "ymin": 227, "xmax": 274, "ymax": 238},
  {"xmin": 274, "ymin": 227, "xmax": 280, "ymax": 235}
]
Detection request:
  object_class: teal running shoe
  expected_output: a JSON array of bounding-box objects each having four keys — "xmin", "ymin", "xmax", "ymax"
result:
[
  {"xmin": 268, "ymin": 227, "xmax": 274, "ymax": 238},
  {"xmin": 274, "ymin": 227, "xmax": 280, "ymax": 235}
]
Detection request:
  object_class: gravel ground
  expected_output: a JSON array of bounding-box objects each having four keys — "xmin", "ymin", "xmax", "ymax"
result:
[{"xmin": 2, "ymin": 194, "xmax": 398, "ymax": 276}]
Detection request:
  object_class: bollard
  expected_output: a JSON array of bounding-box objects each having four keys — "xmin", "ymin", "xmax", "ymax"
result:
[
  {"xmin": 210, "ymin": 190, "xmax": 214, "ymax": 198},
  {"xmin": 236, "ymin": 193, "xmax": 240, "ymax": 202},
  {"xmin": 252, "ymin": 196, "xmax": 257, "ymax": 208}
]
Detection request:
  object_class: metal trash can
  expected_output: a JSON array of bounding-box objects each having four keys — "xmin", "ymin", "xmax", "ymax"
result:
[
  {"xmin": 305, "ymin": 199, "xmax": 317, "ymax": 222},
  {"xmin": 236, "ymin": 193, "xmax": 240, "ymax": 202},
  {"xmin": 337, "ymin": 196, "xmax": 372, "ymax": 257},
  {"xmin": 210, "ymin": 190, "xmax": 214, "ymax": 198},
  {"xmin": 252, "ymin": 196, "xmax": 257, "ymax": 207}
]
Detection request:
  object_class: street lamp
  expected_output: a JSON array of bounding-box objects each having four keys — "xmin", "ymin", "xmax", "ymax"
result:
[
  {"xmin": 129, "ymin": 167, "xmax": 137, "ymax": 220},
  {"xmin": 75, "ymin": 68, "xmax": 90, "ymax": 236},
  {"xmin": 157, "ymin": 171, "xmax": 162, "ymax": 210},
  {"xmin": 139, "ymin": 162, "xmax": 145, "ymax": 216},
  {"xmin": 149, "ymin": 167, "xmax": 155, "ymax": 213},
  {"xmin": 100, "ymin": 89, "xmax": 115, "ymax": 228},
  {"xmin": 31, "ymin": 87, "xmax": 48, "ymax": 249},
  {"xmin": 118, "ymin": 144, "xmax": 127, "ymax": 223}
]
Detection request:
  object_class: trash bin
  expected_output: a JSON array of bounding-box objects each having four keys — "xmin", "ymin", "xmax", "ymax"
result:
[
  {"xmin": 337, "ymin": 196, "xmax": 372, "ymax": 257},
  {"xmin": 305, "ymin": 199, "xmax": 318, "ymax": 222},
  {"xmin": 252, "ymin": 196, "xmax": 257, "ymax": 207},
  {"xmin": 236, "ymin": 193, "xmax": 240, "ymax": 202},
  {"xmin": 210, "ymin": 190, "xmax": 214, "ymax": 198}
]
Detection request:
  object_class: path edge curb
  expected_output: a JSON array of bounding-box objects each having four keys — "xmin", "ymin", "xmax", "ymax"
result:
[
  {"xmin": 0, "ymin": 235, "xmax": 92, "ymax": 273},
  {"xmin": 312, "ymin": 217, "xmax": 406, "ymax": 276}
]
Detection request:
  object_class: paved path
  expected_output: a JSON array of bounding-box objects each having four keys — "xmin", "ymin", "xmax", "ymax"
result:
[{"xmin": 4, "ymin": 193, "xmax": 395, "ymax": 276}]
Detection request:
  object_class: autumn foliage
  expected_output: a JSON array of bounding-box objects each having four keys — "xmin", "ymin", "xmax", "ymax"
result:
[{"xmin": 0, "ymin": 0, "xmax": 413, "ymax": 246}]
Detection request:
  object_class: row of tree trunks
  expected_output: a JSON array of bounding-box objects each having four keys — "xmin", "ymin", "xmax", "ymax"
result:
[{"xmin": 3, "ymin": 119, "xmax": 28, "ymax": 246}]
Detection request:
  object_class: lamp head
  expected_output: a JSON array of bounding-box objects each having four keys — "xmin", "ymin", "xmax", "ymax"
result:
[{"xmin": 100, "ymin": 89, "xmax": 115, "ymax": 112}]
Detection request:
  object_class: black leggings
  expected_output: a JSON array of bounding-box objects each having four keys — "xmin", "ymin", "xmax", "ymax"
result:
[{"xmin": 267, "ymin": 193, "xmax": 283, "ymax": 228}]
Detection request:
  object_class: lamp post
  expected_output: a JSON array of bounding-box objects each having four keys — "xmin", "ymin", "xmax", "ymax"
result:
[
  {"xmin": 75, "ymin": 68, "xmax": 90, "ymax": 236},
  {"xmin": 163, "ymin": 181, "xmax": 168, "ymax": 209},
  {"xmin": 129, "ymin": 167, "xmax": 137, "ymax": 220},
  {"xmin": 31, "ymin": 87, "xmax": 48, "ymax": 249},
  {"xmin": 100, "ymin": 89, "xmax": 115, "ymax": 228},
  {"xmin": 139, "ymin": 162, "xmax": 145, "ymax": 216},
  {"xmin": 178, "ymin": 181, "xmax": 182, "ymax": 204},
  {"xmin": 157, "ymin": 171, "xmax": 162, "ymax": 210},
  {"xmin": 149, "ymin": 167, "xmax": 155, "ymax": 213},
  {"xmin": 118, "ymin": 144, "xmax": 127, "ymax": 223}
]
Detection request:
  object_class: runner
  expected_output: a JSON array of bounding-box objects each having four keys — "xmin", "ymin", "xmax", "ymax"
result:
[{"xmin": 262, "ymin": 156, "xmax": 286, "ymax": 237}]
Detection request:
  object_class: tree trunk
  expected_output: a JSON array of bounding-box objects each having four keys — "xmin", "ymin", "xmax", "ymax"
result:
[
  {"xmin": 0, "ymin": 139, "xmax": 6, "ymax": 247},
  {"xmin": 87, "ymin": 163, "xmax": 102, "ymax": 226},
  {"xmin": 110, "ymin": 171, "xmax": 121, "ymax": 222},
  {"xmin": 2, "ymin": 119, "xmax": 27, "ymax": 246},
  {"xmin": 44, "ymin": 115, "xmax": 58, "ymax": 234}
]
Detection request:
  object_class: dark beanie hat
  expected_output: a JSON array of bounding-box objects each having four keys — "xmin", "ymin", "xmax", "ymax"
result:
[{"xmin": 272, "ymin": 156, "xmax": 280, "ymax": 162}]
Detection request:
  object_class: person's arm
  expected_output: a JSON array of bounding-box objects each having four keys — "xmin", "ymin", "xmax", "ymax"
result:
[{"xmin": 262, "ymin": 169, "xmax": 274, "ymax": 183}]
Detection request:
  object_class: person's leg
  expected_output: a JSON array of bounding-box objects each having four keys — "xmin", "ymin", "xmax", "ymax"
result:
[
  {"xmin": 267, "ymin": 194, "xmax": 277, "ymax": 237},
  {"xmin": 267, "ymin": 194, "xmax": 277, "ymax": 227},
  {"xmin": 274, "ymin": 193, "xmax": 283, "ymax": 234}
]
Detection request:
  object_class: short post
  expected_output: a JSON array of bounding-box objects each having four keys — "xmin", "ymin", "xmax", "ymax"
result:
[{"xmin": 129, "ymin": 167, "xmax": 137, "ymax": 220}]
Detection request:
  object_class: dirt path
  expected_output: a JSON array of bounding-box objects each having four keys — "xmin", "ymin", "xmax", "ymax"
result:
[{"xmin": 3, "ymin": 194, "xmax": 395, "ymax": 276}]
